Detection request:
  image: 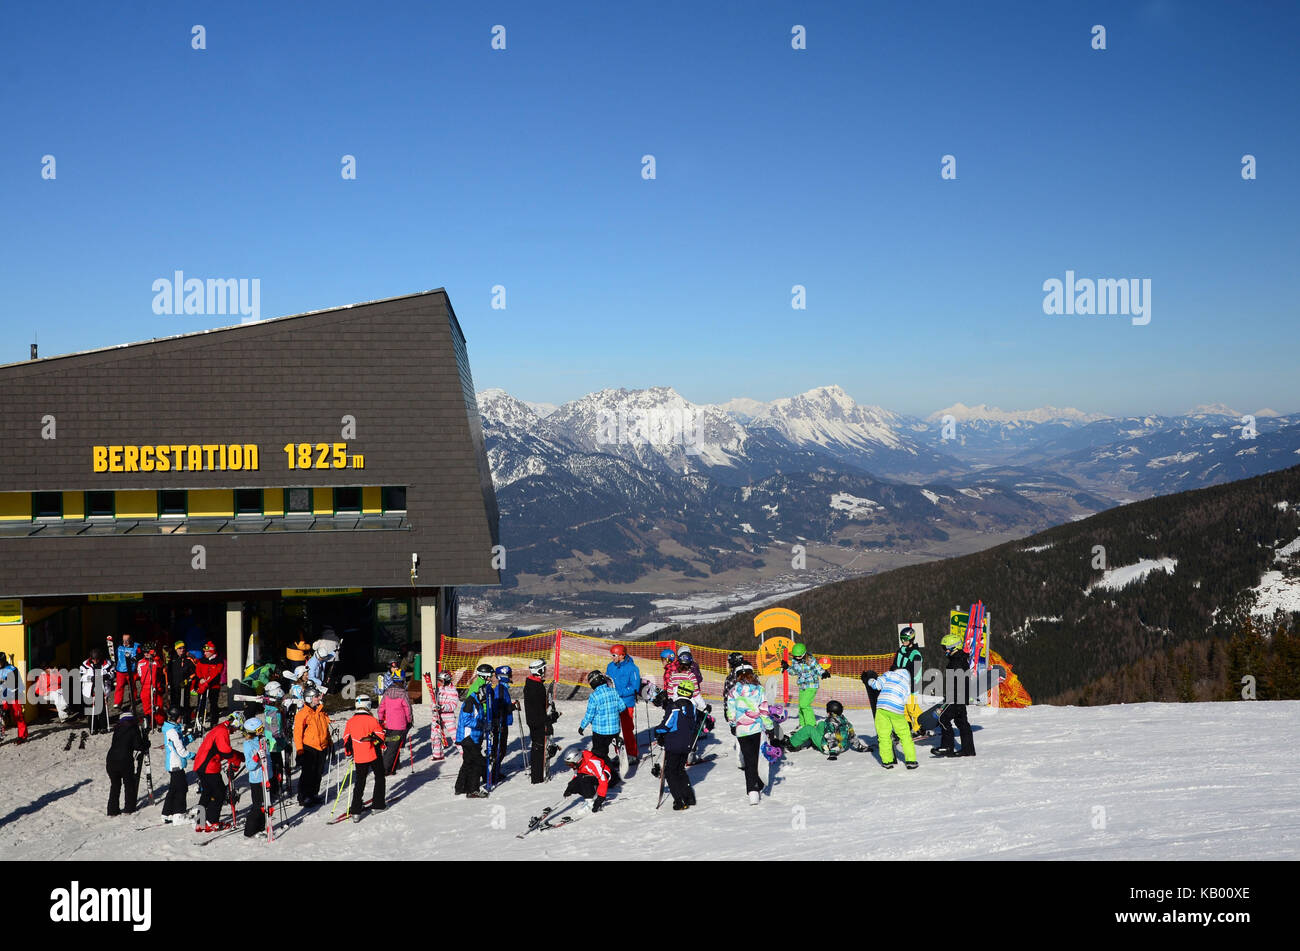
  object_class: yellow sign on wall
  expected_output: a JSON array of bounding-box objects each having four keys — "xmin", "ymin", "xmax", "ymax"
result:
[
  {"xmin": 88, "ymin": 593, "xmax": 144, "ymax": 603},
  {"xmin": 93, "ymin": 444, "xmax": 260, "ymax": 473},
  {"xmin": 281, "ymin": 588, "xmax": 362, "ymax": 598},
  {"xmin": 0, "ymin": 599, "xmax": 22, "ymax": 625}
]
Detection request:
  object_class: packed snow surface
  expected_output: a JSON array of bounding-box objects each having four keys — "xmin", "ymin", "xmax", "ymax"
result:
[
  {"xmin": 1250, "ymin": 570, "xmax": 1300, "ymax": 617},
  {"xmin": 1087, "ymin": 558, "xmax": 1178, "ymax": 593},
  {"xmin": 3, "ymin": 700, "xmax": 1297, "ymax": 861}
]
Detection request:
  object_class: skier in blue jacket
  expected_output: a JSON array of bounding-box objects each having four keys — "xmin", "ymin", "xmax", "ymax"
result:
[
  {"xmin": 604, "ymin": 645, "xmax": 642, "ymax": 763},
  {"xmin": 579, "ymin": 670, "xmax": 625, "ymax": 783},
  {"xmin": 654, "ymin": 681, "xmax": 699, "ymax": 810},
  {"xmin": 454, "ymin": 685, "xmax": 490, "ymax": 798},
  {"xmin": 488, "ymin": 665, "xmax": 516, "ymax": 785}
]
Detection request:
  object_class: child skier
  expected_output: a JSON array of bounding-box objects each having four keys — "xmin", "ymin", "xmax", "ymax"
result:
[
  {"xmin": 782, "ymin": 643, "xmax": 829, "ymax": 729},
  {"xmin": 432, "ymin": 670, "xmax": 460, "ymax": 759},
  {"xmin": 342, "ymin": 696, "xmax": 387, "ymax": 820},
  {"xmin": 578, "ymin": 670, "xmax": 624, "ymax": 783},
  {"xmin": 193, "ymin": 712, "xmax": 245, "ymax": 830},
  {"xmin": 867, "ymin": 667, "xmax": 918, "ymax": 769},
  {"xmin": 523, "ymin": 659, "xmax": 557, "ymax": 783},
  {"xmin": 240, "ymin": 716, "xmax": 272, "ymax": 838},
  {"xmin": 160, "ymin": 707, "xmax": 196, "ymax": 823},
  {"xmin": 562, "ymin": 748, "xmax": 612, "ymax": 811},
  {"xmin": 727, "ymin": 665, "xmax": 774, "ymax": 804},
  {"xmin": 261, "ymin": 682, "xmax": 288, "ymax": 800},
  {"xmin": 377, "ymin": 672, "xmax": 413, "ymax": 776},
  {"xmin": 933, "ymin": 633, "xmax": 976, "ymax": 757},
  {"xmin": 454, "ymin": 682, "xmax": 490, "ymax": 798},
  {"xmin": 653, "ymin": 681, "xmax": 699, "ymax": 811}
]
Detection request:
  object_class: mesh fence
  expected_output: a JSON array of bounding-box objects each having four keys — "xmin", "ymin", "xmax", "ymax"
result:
[{"xmin": 436, "ymin": 630, "xmax": 896, "ymax": 711}]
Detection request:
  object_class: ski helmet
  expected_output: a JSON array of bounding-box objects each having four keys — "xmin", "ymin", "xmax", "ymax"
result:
[
  {"xmin": 475, "ymin": 663, "xmax": 494, "ymax": 677},
  {"xmin": 564, "ymin": 750, "xmax": 584, "ymax": 766},
  {"xmin": 167, "ymin": 706, "xmax": 182, "ymax": 722},
  {"xmin": 528, "ymin": 659, "xmax": 546, "ymax": 676},
  {"xmin": 735, "ymin": 663, "xmax": 755, "ymax": 676},
  {"xmin": 243, "ymin": 716, "xmax": 264, "ymax": 734},
  {"xmin": 586, "ymin": 670, "xmax": 606, "ymax": 689},
  {"xmin": 610, "ymin": 644, "xmax": 626, "ymax": 658},
  {"xmin": 826, "ymin": 699, "xmax": 844, "ymax": 717},
  {"xmin": 263, "ymin": 682, "xmax": 284, "ymax": 700},
  {"xmin": 791, "ymin": 643, "xmax": 807, "ymax": 658},
  {"xmin": 304, "ymin": 688, "xmax": 321, "ymax": 704},
  {"xmin": 292, "ymin": 665, "xmax": 309, "ymax": 681},
  {"xmin": 495, "ymin": 665, "xmax": 513, "ymax": 682},
  {"xmin": 677, "ymin": 649, "xmax": 693, "ymax": 664},
  {"xmin": 660, "ymin": 648, "xmax": 676, "ymax": 661},
  {"xmin": 899, "ymin": 626, "xmax": 916, "ymax": 643},
  {"xmin": 727, "ymin": 651, "xmax": 744, "ymax": 670},
  {"xmin": 225, "ymin": 711, "xmax": 245, "ymax": 730},
  {"xmin": 438, "ymin": 670, "xmax": 454, "ymax": 685},
  {"xmin": 940, "ymin": 633, "xmax": 963, "ymax": 650},
  {"xmin": 354, "ymin": 695, "xmax": 372, "ymax": 711},
  {"xmin": 675, "ymin": 681, "xmax": 696, "ymax": 699}
]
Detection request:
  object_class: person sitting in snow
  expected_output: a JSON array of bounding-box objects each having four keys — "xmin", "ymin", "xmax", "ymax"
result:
[{"xmin": 562, "ymin": 748, "xmax": 612, "ymax": 812}]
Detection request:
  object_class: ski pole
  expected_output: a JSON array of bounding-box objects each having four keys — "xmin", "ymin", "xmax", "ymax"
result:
[{"xmin": 329, "ymin": 758, "xmax": 354, "ymax": 822}]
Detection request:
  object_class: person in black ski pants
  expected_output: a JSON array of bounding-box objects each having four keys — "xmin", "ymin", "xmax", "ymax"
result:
[
  {"xmin": 105, "ymin": 709, "xmax": 150, "ymax": 816},
  {"xmin": 653, "ymin": 681, "xmax": 698, "ymax": 811},
  {"xmin": 935, "ymin": 638, "xmax": 975, "ymax": 757},
  {"xmin": 523, "ymin": 660, "xmax": 557, "ymax": 784},
  {"xmin": 454, "ymin": 685, "xmax": 490, "ymax": 798}
]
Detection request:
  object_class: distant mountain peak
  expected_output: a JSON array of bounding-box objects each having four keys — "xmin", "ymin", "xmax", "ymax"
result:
[
  {"xmin": 926, "ymin": 403, "xmax": 1109, "ymax": 425},
  {"xmin": 1187, "ymin": 403, "xmax": 1240, "ymax": 417}
]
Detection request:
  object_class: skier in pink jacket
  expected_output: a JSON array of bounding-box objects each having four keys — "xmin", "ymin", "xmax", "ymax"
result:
[{"xmin": 377, "ymin": 674, "xmax": 414, "ymax": 775}]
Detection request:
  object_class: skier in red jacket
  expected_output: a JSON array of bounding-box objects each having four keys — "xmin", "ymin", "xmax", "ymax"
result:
[
  {"xmin": 193, "ymin": 642, "xmax": 226, "ymax": 730},
  {"xmin": 562, "ymin": 749, "xmax": 612, "ymax": 811},
  {"xmin": 193, "ymin": 712, "xmax": 245, "ymax": 831},
  {"xmin": 136, "ymin": 647, "xmax": 165, "ymax": 727}
]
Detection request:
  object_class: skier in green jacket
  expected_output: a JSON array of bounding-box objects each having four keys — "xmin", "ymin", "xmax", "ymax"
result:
[{"xmin": 781, "ymin": 643, "xmax": 829, "ymax": 729}]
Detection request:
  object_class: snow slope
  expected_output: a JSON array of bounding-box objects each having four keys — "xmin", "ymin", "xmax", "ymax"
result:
[{"xmin": 3, "ymin": 700, "xmax": 1297, "ymax": 861}]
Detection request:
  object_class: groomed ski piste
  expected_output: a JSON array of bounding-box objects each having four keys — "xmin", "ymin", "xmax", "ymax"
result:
[{"xmin": 3, "ymin": 699, "xmax": 1298, "ymax": 860}]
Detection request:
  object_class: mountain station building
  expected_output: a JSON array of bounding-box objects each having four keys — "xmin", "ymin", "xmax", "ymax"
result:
[{"xmin": 0, "ymin": 289, "xmax": 500, "ymax": 721}]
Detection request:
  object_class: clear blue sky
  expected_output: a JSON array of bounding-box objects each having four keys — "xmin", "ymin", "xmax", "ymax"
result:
[{"xmin": 3, "ymin": 1, "xmax": 1296, "ymax": 418}]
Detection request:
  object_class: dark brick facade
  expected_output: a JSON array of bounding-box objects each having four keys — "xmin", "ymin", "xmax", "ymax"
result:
[{"xmin": 0, "ymin": 290, "xmax": 500, "ymax": 597}]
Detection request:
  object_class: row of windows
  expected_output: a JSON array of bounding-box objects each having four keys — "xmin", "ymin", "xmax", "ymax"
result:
[{"xmin": 9, "ymin": 487, "xmax": 407, "ymax": 521}]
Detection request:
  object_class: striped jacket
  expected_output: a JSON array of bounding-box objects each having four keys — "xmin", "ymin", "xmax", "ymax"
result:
[
  {"xmin": 579, "ymin": 684, "xmax": 624, "ymax": 735},
  {"xmin": 868, "ymin": 668, "xmax": 911, "ymax": 715},
  {"xmin": 789, "ymin": 657, "xmax": 824, "ymax": 690}
]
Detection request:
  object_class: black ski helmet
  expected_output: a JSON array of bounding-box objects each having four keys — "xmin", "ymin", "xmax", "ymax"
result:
[
  {"xmin": 475, "ymin": 663, "xmax": 494, "ymax": 677},
  {"xmin": 586, "ymin": 669, "xmax": 606, "ymax": 689},
  {"xmin": 727, "ymin": 651, "xmax": 744, "ymax": 670},
  {"xmin": 167, "ymin": 706, "xmax": 182, "ymax": 722},
  {"xmin": 438, "ymin": 671, "xmax": 453, "ymax": 685},
  {"xmin": 826, "ymin": 699, "xmax": 844, "ymax": 717}
]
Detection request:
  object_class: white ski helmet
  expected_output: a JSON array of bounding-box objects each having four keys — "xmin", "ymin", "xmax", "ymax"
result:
[
  {"xmin": 354, "ymin": 695, "xmax": 372, "ymax": 712},
  {"xmin": 263, "ymin": 682, "xmax": 284, "ymax": 700},
  {"xmin": 528, "ymin": 659, "xmax": 546, "ymax": 676},
  {"xmin": 563, "ymin": 750, "xmax": 584, "ymax": 766}
]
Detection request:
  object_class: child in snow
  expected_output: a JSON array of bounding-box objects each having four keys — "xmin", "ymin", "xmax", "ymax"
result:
[
  {"xmin": 161, "ymin": 707, "xmax": 196, "ymax": 823},
  {"xmin": 342, "ymin": 696, "xmax": 387, "ymax": 820},
  {"xmin": 433, "ymin": 671, "xmax": 460, "ymax": 758},
  {"xmin": 653, "ymin": 681, "xmax": 699, "ymax": 811},
  {"xmin": 241, "ymin": 716, "xmax": 272, "ymax": 838},
  {"xmin": 455, "ymin": 682, "xmax": 491, "ymax": 798},
  {"xmin": 867, "ymin": 667, "xmax": 918, "ymax": 769},
  {"xmin": 523, "ymin": 660, "xmax": 557, "ymax": 783},
  {"xmin": 728, "ymin": 665, "xmax": 774, "ymax": 804},
  {"xmin": 377, "ymin": 672, "xmax": 413, "ymax": 776},
  {"xmin": 782, "ymin": 643, "xmax": 829, "ymax": 729},
  {"xmin": 579, "ymin": 670, "xmax": 624, "ymax": 782},
  {"xmin": 562, "ymin": 748, "xmax": 612, "ymax": 811}
]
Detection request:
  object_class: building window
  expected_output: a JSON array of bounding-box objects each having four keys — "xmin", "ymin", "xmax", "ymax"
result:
[
  {"xmin": 334, "ymin": 487, "xmax": 362, "ymax": 514},
  {"xmin": 235, "ymin": 489, "xmax": 263, "ymax": 516},
  {"xmin": 382, "ymin": 486, "xmax": 407, "ymax": 512},
  {"xmin": 285, "ymin": 488, "xmax": 312, "ymax": 516},
  {"xmin": 85, "ymin": 491, "xmax": 114, "ymax": 518},
  {"xmin": 158, "ymin": 490, "xmax": 187, "ymax": 517},
  {"xmin": 33, "ymin": 491, "xmax": 62, "ymax": 519}
]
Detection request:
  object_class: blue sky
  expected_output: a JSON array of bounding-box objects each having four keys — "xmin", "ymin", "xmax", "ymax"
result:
[{"xmin": 3, "ymin": 1, "xmax": 1296, "ymax": 418}]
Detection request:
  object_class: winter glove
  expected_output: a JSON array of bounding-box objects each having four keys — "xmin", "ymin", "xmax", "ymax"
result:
[
  {"xmin": 729, "ymin": 724, "xmax": 737, "ymax": 736},
  {"xmin": 780, "ymin": 661, "xmax": 789, "ymax": 671},
  {"xmin": 591, "ymin": 796, "xmax": 605, "ymax": 813},
  {"xmin": 578, "ymin": 726, "xmax": 585, "ymax": 736},
  {"xmin": 821, "ymin": 670, "xmax": 831, "ymax": 680},
  {"xmin": 547, "ymin": 710, "xmax": 560, "ymax": 724}
]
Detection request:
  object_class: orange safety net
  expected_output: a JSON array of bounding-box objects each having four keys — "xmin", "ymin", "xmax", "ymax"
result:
[
  {"xmin": 437, "ymin": 631, "xmax": 894, "ymax": 711},
  {"xmin": 990, "ymin": 649, "xmax": 1032, "ymax": 708}
]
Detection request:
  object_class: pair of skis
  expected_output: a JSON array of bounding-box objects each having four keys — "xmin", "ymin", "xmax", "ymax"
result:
[
  {"xmin": 515, "ymin": 795, "xmax": 613, "ymax": 839},
  {"xmin": 422, "ymin": 672, "xmax": 451, "ymax": 763}
]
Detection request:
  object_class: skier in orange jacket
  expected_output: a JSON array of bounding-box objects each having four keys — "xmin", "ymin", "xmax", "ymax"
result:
[{"xmin": 342, "ymin": 696, "xmax": 387, "ymax": 820}]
